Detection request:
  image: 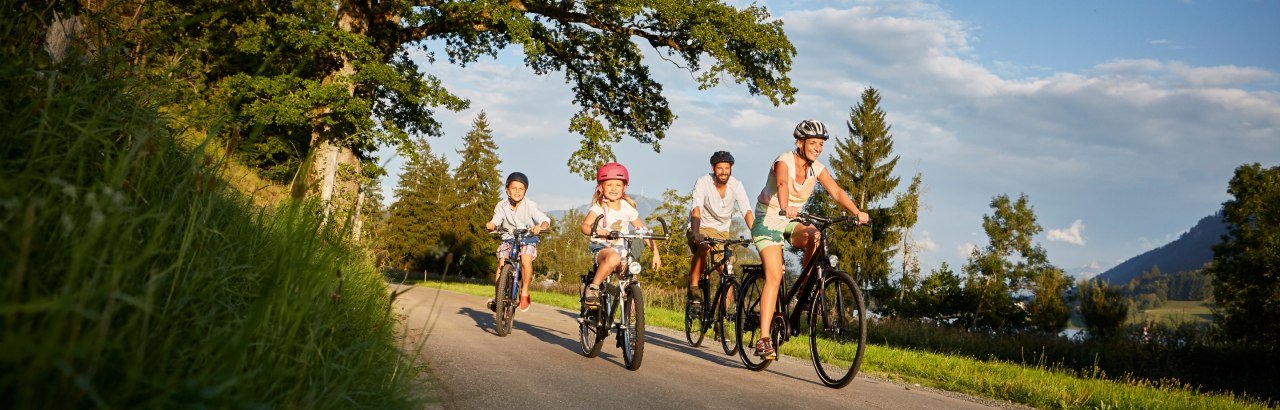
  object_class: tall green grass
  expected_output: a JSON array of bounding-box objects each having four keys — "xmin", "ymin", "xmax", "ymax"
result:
[{"xmin": 1, "ymin": 39, "xmax": 421, "ymax": 408}]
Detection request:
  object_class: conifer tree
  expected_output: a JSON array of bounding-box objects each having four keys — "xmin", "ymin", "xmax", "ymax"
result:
[
  {"xmin": 806, "ymin": 87, "xmax": 921, "ymax": 311},
  {"xmin": 452, "ymin": 112, "xmax": 503, "ymax": 276},
  {"xmin": 383, "ymin": 139, "xmax": 456, "ymax": 272}
]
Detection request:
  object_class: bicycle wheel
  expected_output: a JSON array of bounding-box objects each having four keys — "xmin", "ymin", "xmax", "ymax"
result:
[
  {"xmin": 578, "ymin": 285, "xmax": 605, "ymax": 358},
  {"xmin": 495, "ymin": 264, "xmax": 515, "ymax": 337},
  {"xmin": 621, "ymin": 284, "xmax": 646, "ymax": 370},
  {"xmin": 716, "ymin": 278, "xmax": 741, "ymax": 356},
  {"xmin": 735, "ymin": 273, "xmax": 771, "ymax": 371},
  {"xmin": 684, "ymin": 282, "xmax": 707, "ymax": 347},
  {"xmin": 808, "ymin": 271, "xmax": 867, "ymax": 388}
]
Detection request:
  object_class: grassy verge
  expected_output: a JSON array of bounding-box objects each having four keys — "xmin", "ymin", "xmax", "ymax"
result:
[
  {"xmin": 1, "ymin": 43, "xmax": 421, "ymax": 408},
  {"xmin": 422, "ymin": 280, "xmax": 1268, "ymax": 409}
]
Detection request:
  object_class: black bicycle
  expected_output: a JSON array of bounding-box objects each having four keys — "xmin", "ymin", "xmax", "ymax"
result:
[
  {"xmin": 684, "ymin": 236, "xmax": 753, "ymax": 356},
  {"xmin": 490, "ymin": 227, "xmax": 539, "ymax": 337},
  {"xmin": 735, "ymin": 212, "xmax": 869, "ymax": 388},
  {"xmin": 578, "ymin": 216, "xmax": 669, "ymax": 371}
]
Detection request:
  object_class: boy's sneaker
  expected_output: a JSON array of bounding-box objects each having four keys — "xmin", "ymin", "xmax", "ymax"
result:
[
  {"xmin": 518, "ymin": 294, "xmax": 532, "ymax": 312},
  {"xmin": 584, "ymin": 285, "xmax": 602, "ymax": 307},
  {"xmin": 486, "ymin": 298, "xmax": 496, "ymax": 312},
  {"xmin": 754, "ymin": 337, "xmax": 777, "ymax": 360}
]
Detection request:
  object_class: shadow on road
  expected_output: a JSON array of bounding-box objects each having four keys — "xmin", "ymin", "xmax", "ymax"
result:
[
  {"xmin": 512, "ymin": 320, "xmax": 583, "ymax": 356},
  {"xmin": 645, "ymin": 331, "xmax": 742, "ymax": 368},
  {"xmin": 456, "ymin": 307, "xmax": 499, "ymax": 336}
]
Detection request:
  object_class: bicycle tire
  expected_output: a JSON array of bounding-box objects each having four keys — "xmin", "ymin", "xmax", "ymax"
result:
[
  {"xmin": 716, "ymin": 278, "xmax": 741, "ymax": 356},
  {"xmin": 578, "ymin": 284, "xmax": 605, "ymax": 358},
  {"xmin": 735, "ymin": 272, "xmax": 772, "ymax": 371},
  {"xmin": 621, "ymin": 284, "xmax": 645, "ymax": 371},
  {"xmin": 808, "ymin": 271, "xmax": 867, "ymax": 388},
  {"xmin": 684, "ymin": 279, "xmax": 708, "ymax": 347},
  {"xmin": 495, "ymin": 264, "xmax": 515, "ymax": 337}
]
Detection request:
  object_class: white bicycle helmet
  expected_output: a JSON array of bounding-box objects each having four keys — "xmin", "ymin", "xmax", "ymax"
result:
[{"xmin": 792, "ymin": 120, "xmax": 829, "ymax": 140}]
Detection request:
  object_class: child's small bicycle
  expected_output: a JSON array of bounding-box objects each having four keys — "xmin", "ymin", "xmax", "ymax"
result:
[
  {"xmin": 491, "ymin": 227, "xmax": 539, "ymax": 337},
  {"xmin": 577, "ymin": 216, "xmax": 669, "ymax": 370}
]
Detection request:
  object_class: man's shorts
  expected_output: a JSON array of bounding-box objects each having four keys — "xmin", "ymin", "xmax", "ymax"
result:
[
  {"xmin": 686, "ymin": 226, "xmax": 731, "ymax": 255},
  {"xmin": 497, "ymin": 240, "xmax": 538, "ymax": 260},
  {"xmin": 751, "ymin": 203, "xmax": 799, "ymax": 249},
  {"xmin": 691, "ymin": 228, "xmax": 732, "ymax": 266}
]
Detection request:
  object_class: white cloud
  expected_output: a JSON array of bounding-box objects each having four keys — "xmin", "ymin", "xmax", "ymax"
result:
[
  {"xmin": 1047, "ymin": 219, "xmax": 1087, "ymax": 246},
  {"xmin": 956, "ymin": 242, "xmax": 977, "ymax": 258},
  {"xmin": 915, "ymin": 230, "xmax": 938, "ymax": 253}
]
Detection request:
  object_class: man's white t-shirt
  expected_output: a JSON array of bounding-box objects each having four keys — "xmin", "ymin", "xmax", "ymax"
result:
[{"xmin": 689, "ymin": 174, "xmax": 751, "ymax": 232}]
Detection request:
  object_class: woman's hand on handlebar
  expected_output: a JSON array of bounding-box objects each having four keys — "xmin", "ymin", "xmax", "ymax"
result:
[
  {"xmin": 784, "ymin": 206, "xmax": 800, "ymax": 219},
  {"xmin": 855, "ymin": 211, "xmax": 870, "ymax": 225}
]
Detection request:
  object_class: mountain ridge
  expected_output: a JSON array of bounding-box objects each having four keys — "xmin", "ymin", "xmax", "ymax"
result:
[{"xmin": 1094, "ymin": 212, "xmax": 1226, "ymax": 285}]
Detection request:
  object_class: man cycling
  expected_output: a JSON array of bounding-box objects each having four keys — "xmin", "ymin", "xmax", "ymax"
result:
[{"xmin": 687, "ymin": 151, "xmax": 755, "ymax": 307}]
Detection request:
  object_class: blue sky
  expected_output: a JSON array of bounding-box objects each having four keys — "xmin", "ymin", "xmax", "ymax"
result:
[{"xmin": 376, "ymin": 0, "xmax": 1280, "ymax": 279}]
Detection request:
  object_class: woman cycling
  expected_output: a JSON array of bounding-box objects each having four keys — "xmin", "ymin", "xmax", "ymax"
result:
[{"xmin": 749, "ymin": 120, "xmax": 870, "ymax": 359}]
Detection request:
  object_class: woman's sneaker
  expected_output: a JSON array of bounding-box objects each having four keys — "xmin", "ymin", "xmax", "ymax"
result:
[
  {"xmin": 754, "ymin": 337, "xmax": 777, "ymax": 360},
  {"xmin": 584, "ymin": 285, "xmax": 602, "ymax": 307}
]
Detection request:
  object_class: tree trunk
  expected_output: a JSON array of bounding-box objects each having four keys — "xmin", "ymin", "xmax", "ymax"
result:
[
  {"xmin": 352, "ymin": 186, "xmax": 365, "ymax": 242},
  {"xmin": 319, "ymin": 143, "xmax": 339, "ymax": 222}
]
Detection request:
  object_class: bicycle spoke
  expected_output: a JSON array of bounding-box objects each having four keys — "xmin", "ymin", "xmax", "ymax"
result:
[{"xmin": 808, "ymin": 272, "xmax": 866, "ymax": 388}]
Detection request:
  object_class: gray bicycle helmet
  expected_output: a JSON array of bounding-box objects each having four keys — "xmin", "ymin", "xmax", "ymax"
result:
[
  {"xmin": 792, "ymin": 120, "xmax": 829, "ymax": 140},
  {"xmin": 709, "ymin": 151, "xmax": 735, "ymax": 166}
]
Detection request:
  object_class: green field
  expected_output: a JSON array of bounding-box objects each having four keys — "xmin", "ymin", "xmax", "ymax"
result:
[{"xmin": 1134, "ymin": 300, "xmax": 1215, "ymax": 324}]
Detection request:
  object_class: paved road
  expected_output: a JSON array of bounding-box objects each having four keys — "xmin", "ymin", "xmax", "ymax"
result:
[{"xmin": 394, "ymin": 284, "xmax": 1019, "ymax": 409}]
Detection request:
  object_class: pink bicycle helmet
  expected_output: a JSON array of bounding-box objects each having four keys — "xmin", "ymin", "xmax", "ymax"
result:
[{"xmin": 596, "ymin": 162, "xmax": 630, "ymax": 184}]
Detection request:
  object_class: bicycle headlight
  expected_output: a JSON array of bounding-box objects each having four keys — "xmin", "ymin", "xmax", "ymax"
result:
[
  {"xmin": 628, "ymin": 261, "xmax": 643, "ymax": 275},
  {"xmin": 829, "ymin": 254, "xmax": 839, "ymax": 268}
]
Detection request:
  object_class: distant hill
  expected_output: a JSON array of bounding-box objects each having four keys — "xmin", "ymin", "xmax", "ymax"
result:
[
  {"xmin": 1095, "ymin": 212, "xmax": 1227, "ymax": 285},
  {"xmin": 546, "ymin": 194, "xmax": 665, "ymax": 222}
]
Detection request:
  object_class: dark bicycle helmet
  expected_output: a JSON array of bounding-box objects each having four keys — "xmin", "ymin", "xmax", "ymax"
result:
[
  {"xmin": 506, "ymin": 172, "xmax": 529, "ymax": 188},
  {"xmin": 792, "ymin": 119, "xmax": 830, "ymax": 140},
  {"xmin": 709, "ymin": 151, "xmax": 735, "ymax": 166}
]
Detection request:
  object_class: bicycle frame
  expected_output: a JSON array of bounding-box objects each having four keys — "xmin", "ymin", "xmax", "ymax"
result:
[
  {"xmin": 696, "ymin": 238, "xmax": 749, "ymax": 322},
  {"xmin": 767, "ymin": 214, "xmax": 855, "ymax": 342}
]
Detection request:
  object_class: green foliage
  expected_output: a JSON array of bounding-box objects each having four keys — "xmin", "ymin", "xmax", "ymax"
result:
[
  {"xmin": 0, "ymin": 44, "xmax": 417, "ymax": 408},
  {"xmin": 1207, "ymin": 163, "xmax": 1280, "ymax": 347},
  {"xmin": 1027, "ymin": 267, "xmax": 1072, "ymax": 334},
  {"xmin": 644, "ymin": 189, "xmax": 695, "ymax": 288},
  {"xmin": 451, "ymin": 112, "xmax": 503, "ymax": 276},
  {"xmin": 123, "ymin": 0, "xmax": 796, "ymax": 182},
  {"xmin": 534, "ymin": 209, "xmax": 594, "ymax": 283},
  {"xmin": 805, "ymin": 88, "xmax": 922, "ymax": 312},
  {"xmin": 961, "ymin": 193, "xmax": 1065, "ymax": 332},
  {"xmin": 381, "ymin": 139, "xmax": 457, "ymax": 272},
  {"xmin": 1080, "ymin": 280, "xmax": 1130, "ymax": 338}
]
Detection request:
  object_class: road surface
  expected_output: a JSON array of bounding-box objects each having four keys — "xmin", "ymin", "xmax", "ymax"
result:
[{"xmin": 394, "ymin": 284, "xmax": 1022, "ymax": 409}]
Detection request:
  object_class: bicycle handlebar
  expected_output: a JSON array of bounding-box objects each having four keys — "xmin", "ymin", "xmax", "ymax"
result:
[
  {"xmin": 589, "ymin": 214, "xmax": 671, "ymax": 241},
  {"xmin": 698, "ymin": 237, "xmax": 753, "ymax": 247},
  {"xmin": 776, "ymin": 211, "xmax": 872, "ymax": 229}
]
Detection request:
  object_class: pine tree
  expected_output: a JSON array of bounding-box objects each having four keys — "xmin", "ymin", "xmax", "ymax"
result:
[
  {"xmin": 807, "ymin": 87, "xmax": 921, "ymax": 312},
  {"xmin": 452, "ymin": 112, "xmax": 504, "ymax": 276},
  {"xmin": 382, "ymin": 139, "xmax": 456, "ymax": 273}
]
